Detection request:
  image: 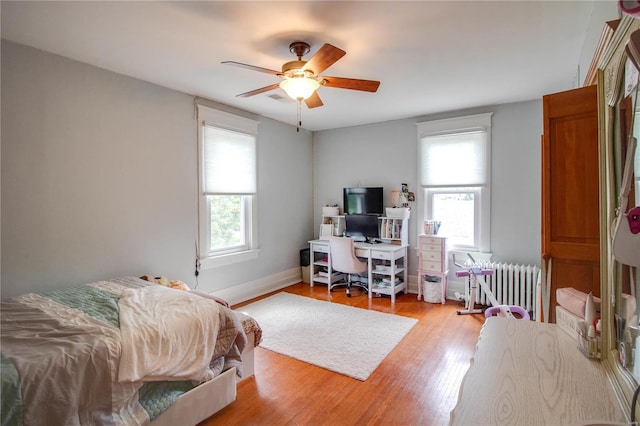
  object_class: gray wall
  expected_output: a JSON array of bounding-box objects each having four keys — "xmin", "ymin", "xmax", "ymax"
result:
[
  {"xmin": 313, "ymin": 100, "xmax": 543, "ymax": 278},
  {"xmin": 1, "ymin": 40, "xmax": 314, "ymax": 298},
  {"xmin": 577, "ymin": 1, "xmax": 621, "ymax": 87},
  {"xmin": 311, "ymin": 0, "xmax": 622, "ymax": 272},
  {"xmin": 0, "ymin": 2, "xmax": 621, "ymax": 299}
]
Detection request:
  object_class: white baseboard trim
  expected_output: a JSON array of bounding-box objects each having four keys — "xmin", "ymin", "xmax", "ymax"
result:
[
  {"xmin": 211, "ymin": 267, "xmax": 301, "ymax": 306},
  {"xmin": 210, "ymin": 270, "xmax": 466, "ymax": 306},
  {"xmin": 407, "ymin": 274, "xmax": 419, "ymax": 296},
  {"xmin": 447, "ymin": 279, "xmax": 465, "ymax": 300}
]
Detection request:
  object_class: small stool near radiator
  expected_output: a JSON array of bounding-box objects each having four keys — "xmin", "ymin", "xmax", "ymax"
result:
[{"xmin": 484, "ymin": 305, "xmax": 530, "ymax": 320}]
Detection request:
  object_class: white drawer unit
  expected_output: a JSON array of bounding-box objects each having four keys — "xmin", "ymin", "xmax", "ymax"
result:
[{"xmin": 416, "ymin": 235, "xmax": 448, "ymax": 304}]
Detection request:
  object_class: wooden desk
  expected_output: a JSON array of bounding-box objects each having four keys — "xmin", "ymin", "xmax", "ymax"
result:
[
  {"xmin": 308, "ymin": 239, "xmax": 408, "ymax": 302},
  {"xmin": 450, "ymin": 318, "xmax": 625, "ymax": 425}
]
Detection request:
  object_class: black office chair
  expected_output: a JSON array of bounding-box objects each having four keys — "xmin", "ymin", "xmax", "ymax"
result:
[{"xmin": 328, "ymin": 236, "xmax": 368, "ymax": 297}]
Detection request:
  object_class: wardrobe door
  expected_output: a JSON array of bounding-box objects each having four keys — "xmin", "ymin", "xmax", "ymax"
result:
[{"xmin": 542, "ymin": 84, "xmax": 599, "ymax": 323}]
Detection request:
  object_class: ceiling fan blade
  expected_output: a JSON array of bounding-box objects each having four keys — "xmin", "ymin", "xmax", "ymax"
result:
[
  {"xmin": 305, "ymin": 91, "xmax": 323, "ymax": 109},
  {"xmin": 321, "ymin": 76, "xmax": 380, "ymax": 92},
  {"xmin": 222, "ymin": 61, "xmax": 282, "ymax": 76},
  {"xmin": 302, "ymin": 44, "xmax": 346, "ymax": 75},
  {"xmin": 236, "ymin": 83, "xmax": 281, "ymax": 98}
]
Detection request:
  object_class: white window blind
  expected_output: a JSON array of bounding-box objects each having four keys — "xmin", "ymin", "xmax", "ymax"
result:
[
  {"xmin": 203, "ymin": 126, "xmax": 256, "ymax": 195},
  {"xmin": 416, "ymin": 112, "xmax": 492, "ymax": 252},
  {"xmin": 420, "ymin": 130, "xmax": 487, "ymax": 187},
  {"xmin": 196, "ymin": 103, "xmax": 260, "ymax": 267}
]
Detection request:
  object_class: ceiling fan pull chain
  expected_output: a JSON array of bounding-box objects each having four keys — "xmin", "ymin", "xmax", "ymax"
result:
[{"xmin": 297, "ymin": 100, "xmax": 302, "ymax": 132}]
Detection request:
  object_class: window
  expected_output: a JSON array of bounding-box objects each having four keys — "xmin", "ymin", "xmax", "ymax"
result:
[
  {"xmin": 417, "ymin": 113, "xmax": 492, "ymax": 252},
  {"xmin": 197, "ymin": 104, "xmax": 259, "ymax": 267}
]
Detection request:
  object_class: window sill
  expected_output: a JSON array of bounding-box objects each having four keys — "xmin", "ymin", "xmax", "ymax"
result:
[
  {"xmin": 449, "ymin": 249, "xmax": 493, "ymax": 265},
  {"xmin": 201, "ymin": 249, "xmax": 260, "ymax": 269}
]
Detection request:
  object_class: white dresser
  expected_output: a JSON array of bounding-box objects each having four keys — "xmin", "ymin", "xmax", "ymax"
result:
[{"xmin": 417, "ymin": 234, "xmax": 448, "ymax": 303}]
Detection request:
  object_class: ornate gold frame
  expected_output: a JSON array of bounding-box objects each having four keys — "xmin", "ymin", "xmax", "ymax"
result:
[{"xmin": 597, "ymin": 15, "xmax": 640, "ymax": 417}]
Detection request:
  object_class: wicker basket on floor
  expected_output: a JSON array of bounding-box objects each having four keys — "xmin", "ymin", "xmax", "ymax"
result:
[{"xmin": 424, "ymin": 277, "xmax": 442, "ymax": 303}]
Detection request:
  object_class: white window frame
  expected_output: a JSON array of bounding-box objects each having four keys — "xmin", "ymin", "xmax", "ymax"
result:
[
  {"xmin": 197, "ymin": 105, "xmax": 260, "ymax": 268},
  {"xmin": 417, "ymin": 113, "xmax": 492, "ymax": 252},
  {"xmin": 423, "ymin": 187, "xmax": 484, "ymax": 251}
]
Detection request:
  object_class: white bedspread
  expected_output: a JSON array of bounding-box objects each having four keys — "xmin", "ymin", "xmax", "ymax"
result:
[{"xmin": 118, "ymin": 285, "xmax": 221, "ymax": 383}]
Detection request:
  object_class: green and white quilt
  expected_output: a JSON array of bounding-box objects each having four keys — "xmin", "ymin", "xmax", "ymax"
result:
[{"xmin": 0, "ymin": 277, "xmax": 246, "ymax": 426}]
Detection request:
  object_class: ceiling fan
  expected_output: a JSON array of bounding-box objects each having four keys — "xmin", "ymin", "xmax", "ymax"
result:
[{"xmin": 222, "ymin": 41, "xmax": 380, "ymax": 109}]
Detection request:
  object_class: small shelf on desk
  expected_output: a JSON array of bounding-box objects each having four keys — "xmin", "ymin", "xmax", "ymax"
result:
[
  {"xmin": 371, "ymin": 278, "xmax": 406, "ymax": 297},
  {"xmin": 321, "ymin": 214, "xmax": 345, "ymax": 238},
  {"xmin": 372, "ymin": 266, "xmax": 405, "ymax": 277},
  {"xmin": 312, "ymin": 272, "xmax": 343, "ymax": 284},
  {"xmin": 378, "ymin": 216, "xmax": 409, "ymax": 246}
]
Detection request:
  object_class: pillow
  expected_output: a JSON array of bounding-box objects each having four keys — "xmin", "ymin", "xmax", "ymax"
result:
[
  {"xmin": 191, "ymin": 290, "xmax": 231, "ymax": 308},
  {"xmin": 556, "ymin": 287, "xmax": 601, "ymax": 319}
]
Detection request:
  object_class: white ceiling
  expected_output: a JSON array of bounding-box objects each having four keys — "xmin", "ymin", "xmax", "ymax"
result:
[{"xmin": 2, "ymin": 1, "xmax": 600, "ymax": 131}]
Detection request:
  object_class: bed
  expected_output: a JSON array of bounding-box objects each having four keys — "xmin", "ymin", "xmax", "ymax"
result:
[{"xmin": 0, "ymin": 276, "xmax": 261, "ymax": 426}]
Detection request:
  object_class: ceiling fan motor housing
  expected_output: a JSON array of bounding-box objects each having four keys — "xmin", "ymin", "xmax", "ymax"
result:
[{"xmin": 282, "ymin": 60, "xmax": 313, "ymax": 77}]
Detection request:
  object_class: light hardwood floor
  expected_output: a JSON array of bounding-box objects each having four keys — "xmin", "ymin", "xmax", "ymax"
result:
[{"xmin": 201, "ymin": 282, "xmax": 485, "ymax": 426}]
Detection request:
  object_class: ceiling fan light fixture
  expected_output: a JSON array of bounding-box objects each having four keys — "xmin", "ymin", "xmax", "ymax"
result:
[{"xmin": 279, "ymin": 77, "xmax": 320, "ymax": 100}]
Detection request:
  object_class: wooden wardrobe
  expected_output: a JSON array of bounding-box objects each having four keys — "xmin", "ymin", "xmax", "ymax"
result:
[{"xmin": 542, "ymin": 84, "xmax": 600, "ymax": 323}]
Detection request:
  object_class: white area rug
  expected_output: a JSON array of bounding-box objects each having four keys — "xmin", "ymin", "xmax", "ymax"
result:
[{"xmin": 238, "ymin": 292, "xmax": 418, "ymax": 381}]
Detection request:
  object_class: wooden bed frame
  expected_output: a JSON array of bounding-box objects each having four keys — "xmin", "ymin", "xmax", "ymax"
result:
[{"xmin": 151, "ymin": 329, "xmax": 256, "ymax": 425}]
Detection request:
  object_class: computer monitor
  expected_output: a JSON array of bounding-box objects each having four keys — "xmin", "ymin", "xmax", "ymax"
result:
[
  {"xmin": 345, "ymin": 214, "xmax": 380, "ymax": 243},
  {"xmin": 343, "ymin": 187, "xmax": 384, "ymax": 215}
]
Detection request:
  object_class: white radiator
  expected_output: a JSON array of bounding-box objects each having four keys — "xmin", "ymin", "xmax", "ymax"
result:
[{"xmin": 463, "ymin": 261, "xmax": 541, "ymax": 320}]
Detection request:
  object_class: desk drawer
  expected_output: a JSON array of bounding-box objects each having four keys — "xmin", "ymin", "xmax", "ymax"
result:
[
  {"xmin": 313, "ymin": 244, "xmax": 329, "ymax": 254},
  {"xmin": 354, "ymin": 248, "xmax": 368, "ymax": 258},
  {"xmin": 421, "ymin": 259, "xmax": 443, "ymax": 272},
  {"xmin": 371, "ymin": 250, "xmax": 391, "ymax": 260}
]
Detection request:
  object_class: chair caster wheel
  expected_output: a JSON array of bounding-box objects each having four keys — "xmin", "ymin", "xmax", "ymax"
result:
[{"xmin": 347, "ymin": 293, "xmax": 351, "ymax": 298}]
